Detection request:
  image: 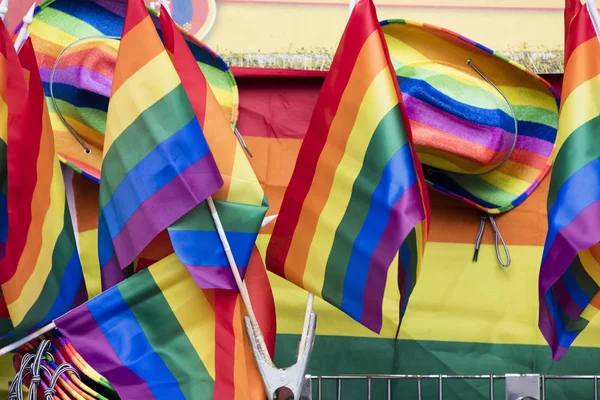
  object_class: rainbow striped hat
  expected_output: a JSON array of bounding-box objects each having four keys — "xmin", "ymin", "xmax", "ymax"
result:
[
  {"xmin": 22, "ymin": 0, "xmax": 238, "ymax": 182},
  {"xmin": 381, "ymin": 19, "xmax": 559, "ymax": 214}
]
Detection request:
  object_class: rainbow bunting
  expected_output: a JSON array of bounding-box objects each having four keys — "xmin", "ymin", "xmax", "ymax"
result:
[
  {"xmin": 55, "ymin": 249, "xmax": 275, "ymax": 400},
  {"xmin": 0, "ymin": 38, "xmax": 86, "ymax": 339},
  {"xmin": 266, "ymin": 0, "xmax": 430, "ymax": 333},
  {"xmin": 539, "ymin": 0, "xmax": 600, "ymax": 361},
  {"xmin": 160, "ymin": 7, "xmax": 268, "ymax": 290},
  {"xmin": 97, "ymin": 0, "xmax": 222, "ymax": 290}
]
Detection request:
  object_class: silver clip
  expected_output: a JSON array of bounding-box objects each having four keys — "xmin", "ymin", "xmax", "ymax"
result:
[{"xmin": 245, "ymin": 312, "xmax": 316, "ymax": 400}]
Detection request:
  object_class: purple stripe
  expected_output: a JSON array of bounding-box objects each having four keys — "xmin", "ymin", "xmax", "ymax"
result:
[
  {"xmin": 101, "ymin": 253, "xmax": 128, "ymax": 292},
  {"xmin": 111, "ymin": 155, "xmax": 221, "ymax": 268},
  {"xmin": 55, "ymin": 303, "xmax": 155, "ymax": 400},
  {"xmin": 39, "ymin": 67, "xmax": 112, "ymax": 98},
  {"xmin": 516, "ymin": 135, "xmax": 554, "ymax": 157},
  {"xmin": 403, "ymin": 93, "xmax": 513, "ymax": 152},
  {"xmin": 554, "ymin": 278, "xmax": 583, "ymax": 320},
  {"xmin": 540, "ymin": 199, "xmax": 600, "ymax": 294},
  {"xmin": 186, "ymin": 266, "xmax": 246, "ymax": 291},
  {"xmin": 89, "ymin": 0, "xmax": 127, "ymax": 16},
  {"xmin": 538, "ymin": 296, "xmax": 559, "ymax": 360},
  {"xmin": 360, "ymin": 183, "xmax": 425, "ymax": 333}
]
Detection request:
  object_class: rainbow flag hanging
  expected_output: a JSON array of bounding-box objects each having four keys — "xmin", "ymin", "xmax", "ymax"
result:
[
  {"xmin": 55, "ymin": 249, "xmax": 275, "ymax": 400},
  {"xmin": 160, "ymin": 7, "xmax": 268, "ymax": 290},
  {"xmin": 98, "ymin": 0, "xmax": 223, "ymax": 290},
  {"xmin": 0, "ymin": 38, "xmax": 86, "ymax": 338},
  {"xmin": 539, "ymin": 0, "xmax": 600, "ymax": 361},
  {"xmin": 266, "ymin": 0, "xmax": 430, "ymax": 333}
]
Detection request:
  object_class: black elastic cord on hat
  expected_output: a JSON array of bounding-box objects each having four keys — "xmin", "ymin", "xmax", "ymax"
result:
[{"xmin": 49, "ymin": 35, "xmax": 121, "ymax": 156}]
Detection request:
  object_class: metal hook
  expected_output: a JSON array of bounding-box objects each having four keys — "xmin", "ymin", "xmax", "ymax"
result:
[{"xmin": 49, "ymin": 35, "xmax": 121, "ymax": 155}]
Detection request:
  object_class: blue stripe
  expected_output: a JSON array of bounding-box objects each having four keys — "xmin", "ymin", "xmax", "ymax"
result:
[
  {"xmin": 397, "ymin": 77, "xmax": 556, "ymax": 142},
  {"xmin": 99, "ymin": 117, "xmax": 210, "ymax": 241},
  {"xmin": 0, "ymin": 192, "xmax": 7, "ymax": 243},
  {"xmin": 168, "ymin": 230, "xmax": 257, "ymax": 267},
  {"xmin": 42, "ymin": 82, "xmax": 109, "ymax": 112},
  {"xmin": 561, "ymin": 269, "xmax": 592, "ymax": 311},
  {"xmin": 544, "ymin": 291, "xmax": 580, "ymax": 349},
  {"xmin": 543, "ymin": 157, "xmax": 600, "ymax": 259},
  {"xmin": 98, "ymin": 216, "xmax": 114, "ymax": 267},
  {"xmin": 340, "ymin": 144, "xmax": 417, "ymax": 321},
  {"xmin": 87, "ymin": 287, "xmax": 186, "ymax": 400},
  {"xmin": 399, "ymin": 238, "xmax": 413, "ymax": 320},
  {"xmin": 48, "ymin": 0, "xmax": 124, "ymax": 36},
  {"xmin": 39, "ymin": 252, "xmax": 84, "ymax": 328}
]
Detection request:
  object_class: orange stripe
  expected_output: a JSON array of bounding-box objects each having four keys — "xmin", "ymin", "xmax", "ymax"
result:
[
  {"xmin": 111, "ymin": 17, "xmax": 164, "ymax": 94},
  {"xmin": 72, "ymin": 173, "xmax": 99, "ymax": 232},
  {"xmin": 283, "ymin": 30, "xmax": 388, "ymax": 283},
  {"xmin": 561, "ymin": 37, "xmax": 600, "ymax": 105},
  {"xmin": 507, "ymin": 147, "xmax": 549, "ymax": 171},
  {"xmin": 204, "ymin": 82, "xmax": 236, "ymax": 200},
  {"xmin": 4, "ymin": 105, "xmax": 55, "ymax": 303},
  {"xmin": 590, "ymin": 244, "xmax": 600, "ymax": 265},
  {"xmin": 0, "ymin": 54, "xmax": 6, "ymax": 99}
]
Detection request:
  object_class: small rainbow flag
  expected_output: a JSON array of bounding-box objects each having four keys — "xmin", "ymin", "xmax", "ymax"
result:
[
  {"xmin": 0, "ymin": 38, "xmax": 86, "ymax": 337},
  {"xmin": 98, "ymin": 0, "xmax": 223, "ymax": 290},
  {"xmin": 160, "ymin": 7, "xmax": 268, "ymax": 290},
  {"xmin": 266, "ymin": 0, "xmax": 430, "ymax": 333},
  {"xmin": 55, "ymin": 250, "xmax": 275, "ymax": 399},
  {"xmin": 539, "ymin": 0, "xmax": 600, "ymax": 361}
]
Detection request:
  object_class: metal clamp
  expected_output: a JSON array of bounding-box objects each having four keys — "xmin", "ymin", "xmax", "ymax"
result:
[{"xmin": 244, "ymin": 312, "xmax": 317, "ymax": 400}]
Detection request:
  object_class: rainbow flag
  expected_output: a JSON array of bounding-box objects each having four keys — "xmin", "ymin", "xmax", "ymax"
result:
[
  {"xmin": 98, "ymin": 0, "xmax": 223, "ymax": 290},
  {"xmin": 55, "ymin": 249, "xmax": 275, "ymax": 399},
  {"xmin": 266, "ymin": 0, "xmax": 430, "ymax": 333},
  {"xmin": 0, "ymin": 38, "xmax": 86, "ymax": 338},
  {"xmin": 160, "ymin": 7, "xmax": 268, "ymax": 290},
  {"xmin": 539, "ymin": 0, "xmax": 600, "ymax": 361}
]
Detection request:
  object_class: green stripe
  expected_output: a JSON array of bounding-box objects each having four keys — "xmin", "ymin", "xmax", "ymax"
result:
[
  {"xmin": 548, "ymin": 114, "xmax": 600, "ymax": 209},
  {"xmin": 99, "ymin": 85, "xmax": 195, "ymax": 208},
  {"xmin": 276, "ymin": 334, "xmax": 600, "ymax": 400},
  {"xmin": 198, "ymin": 63, "xmax": 233, "ymax": 92},
  {"xmin": 46, "ymin": 97, "xmax": 108, "ymax": 135},
  {"xmin": 322, "ymin": 105, "xmax": 407, "ymax": 307},
  {"xmin": 449, "ymin": 173, "xmax": 515, "ymax": 206},
  {"xmin": 119, "ymin": 269, "xmax": 214, "ymax": 398},
  {"xmin": 514, "ymin": 105, "xmax": 558, "ymax": 129},
  {"xmin": 169, "ymin": 199, "xmax": 267, "ymax": 233},
  {"xmin": 18, "ymin": 201, "xmax": 79, "ymax": 331},
  {"xmin": 568, "ymin": 256, "xmax": 599, "ymax": 301},
  {"xmin": 34, "ymin": 7, "xmax": 102, "ymax": 37}
]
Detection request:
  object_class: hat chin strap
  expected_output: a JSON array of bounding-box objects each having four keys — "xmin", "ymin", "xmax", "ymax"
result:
[{"xmin": 473, "ymin": 214, "xmax": 511, "ymax": 268}]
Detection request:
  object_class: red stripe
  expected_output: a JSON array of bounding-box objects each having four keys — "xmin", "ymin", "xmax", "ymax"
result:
[
  {"xmin": 160, "ymin": 7, "xmax": 208, "ymax": 126},
  {"xmin": 122, "ymin": 0, "xmax": 149, "ymax": 36},
  {"xmin": 246, "ymin": 246, "xmax": 276, "ymax": 356},
  {"xmin": 1, "ymin": 38, "xmax": 41, "ymax": 284},
  {"xmin": 266, "ymin": 0, "xmax": 379, "ymax": 277},
  {"xmin": 564, "ymin": 1, "xmax": 597, "ymax": 63},
  {"xmin": 213, "ymin": 291, "xmax": 237, "ymax": 399}
]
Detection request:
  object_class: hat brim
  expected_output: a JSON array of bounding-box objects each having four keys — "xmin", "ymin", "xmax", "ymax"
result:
[
  {"xmin": 24, "ymin": 0, "xmax": 238, "ymax": 182},
  {"xmin": 381, "ymin": 19, "xmax": 559, "ymax": 214}
]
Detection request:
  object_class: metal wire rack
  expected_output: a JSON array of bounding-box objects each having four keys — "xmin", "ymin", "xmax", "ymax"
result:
[{"xmin": 300, "ymin": 373, "xmax": 600, "ymax": 400}]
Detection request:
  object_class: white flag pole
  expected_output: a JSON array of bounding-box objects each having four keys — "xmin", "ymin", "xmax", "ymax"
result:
[
  {"xmin": 0, "ymin": 0, "xmax": 9, "ymax": 23},
  {"xmin": 13, "ymin": 3, "xmax": 35, "ymax": 53}
]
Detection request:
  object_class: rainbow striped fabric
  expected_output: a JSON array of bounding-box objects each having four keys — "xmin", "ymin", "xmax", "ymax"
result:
[
  {"xmin": 55, "ymin": 250, "xmax": 275, "ymax": 399},
  {"xmin": 159, "ymin": 7, "xmax": 268, "ymax": 290},
  {"xmin": 25, "ymin": 0, "xmax": 238, "ymax": 181},
  {"xmin": 538, "ymin": 0, "xmax": 600, "ymax": 361},
  {"xmin": 267, "ymin": 0, "xmax": 430, "ymax": 333},
  {"xmin": 98, "ymin": 0, "xmax": 223, "ymax": 290},
  {"xmin": 381, "ymin": 19, "xmax": 559, "ymax": 214},
  {"xmin": 0, "ymin": 38, "xmax": 86, "ymax": 339}
]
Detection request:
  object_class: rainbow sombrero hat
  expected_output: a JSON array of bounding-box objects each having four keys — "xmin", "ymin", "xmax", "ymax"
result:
[
  {"xmin": 381, "ymin": 19, "xmax": 559, "ymax": 214},
  {"xmin": 21, "ymin": 0, "xmax": 238, "ymax": 182}
]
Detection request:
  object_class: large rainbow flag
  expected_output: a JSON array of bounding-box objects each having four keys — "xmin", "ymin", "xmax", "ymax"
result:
[
  {"xmin": 55, "ymin": 249, "xmax": 275, "ymax": 399},
  {"xmin": 0, "ymin": 38, "xmax": 86, "ymax": 338},
  {"xmin": 160, "ymin": 7, "xmax": 268, "ymax": 290},
  {"xmin": 266, "ymin": 0, "xmax": 430, "ymax": 333},
  {"xmin": 538, "ymin": 0, "xmax": 600, "ymax": 361},
  {"xmin": 98, "ymin": 0, "xmax": 223, "ymax": 290}
]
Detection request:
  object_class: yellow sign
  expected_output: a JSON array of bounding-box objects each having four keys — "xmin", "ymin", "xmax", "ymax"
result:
[{"xmin": 203, "ymin": 0, "xmax": 565, "ymax": 72}]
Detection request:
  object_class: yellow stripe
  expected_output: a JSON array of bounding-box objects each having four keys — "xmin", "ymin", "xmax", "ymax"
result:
[
  {"xmin": 148, "ymin": 254, "xmax": 216, "ymax": 380},
  {"xmin": 580, "ymin": 249, "xmax": 600, "ymax": 285},
  {"xmin": 103, "ymin": 51, "xmax": 180, "ymax": 155},
  {"xmin": 227, "ymin": 143, "xmax": 264, "ymax": 205},
  {"xmin": 49, "ymin": 112, "xmax": 104, "ymax": 148},
  {"xmin": 555, "ymin": 75, "xmax": 600, "ymax": 155},
  {"xmin": 28, "ymin": 20, "xmax": 78, "ymax": 49},
  {"xmin": 302, "ymin": 68, "xmax": 398, "ymax": 294},
  {"xmin": 0, "ymin": 96, "xmax": 7, "ymax": 143},
  {"xmin": 581, "ymin": 302, "xmax": 599, "ymax": 322},
  {"xmin": 414, "ymin": 222, "xmax": 424, "ymax": 277},
  {"xmin": 7, "ymin": 155, "xmax": 66, "ymax": 325},
  {"xmin": 211, "ymin": 85, "xmax": 234, "ymax": 109},
  {"xmin": 78, "ymin": 230, "xmax": 101, "ymax": 299},
  {"xmin": 479, "ymin": 168, "xmax": 531, "ymax": 195}
]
